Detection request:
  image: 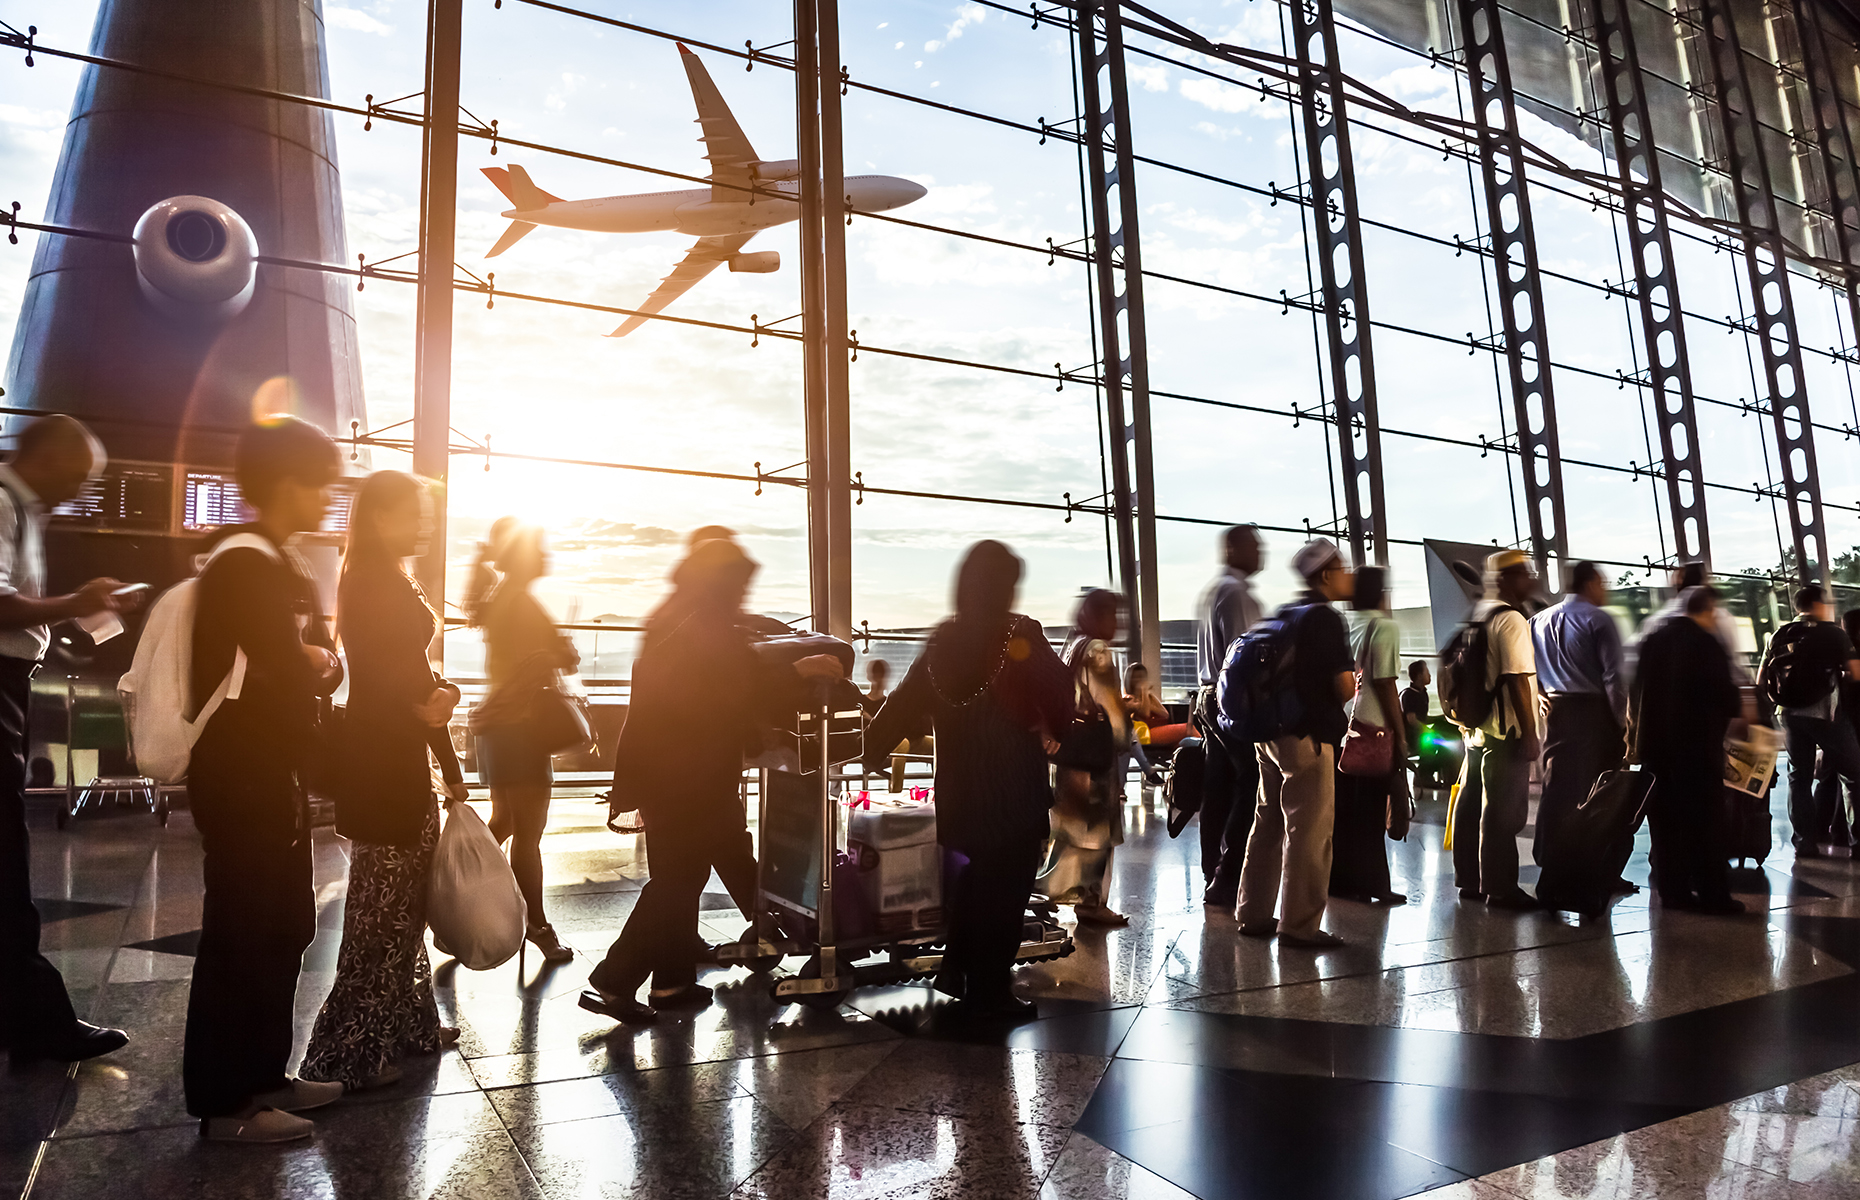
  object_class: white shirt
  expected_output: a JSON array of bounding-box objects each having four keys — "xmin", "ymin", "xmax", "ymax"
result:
[
  {"xmin": 0, "ymin": 466, "xmax": 49, "ymax": 662},
  {"xmin": 1475, "ymin": 599, "xmax": 1536, "ymax": 743},
  {"xmin": 1195, "ymin": 566, "xmax": 1263, "ymax": 685},
  {"xmin": 1348, "ymin": 611, "xmax": 1401, "ymax": 729}
]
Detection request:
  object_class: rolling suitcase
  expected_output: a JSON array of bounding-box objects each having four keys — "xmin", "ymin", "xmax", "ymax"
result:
[
  {"xmin": 1536, "ymin": 767, "xmax": 1656, "ymax": 917},
  {"xmin": 1723, "ymin": 783, "xmax": 1772, "ymax": 868}
]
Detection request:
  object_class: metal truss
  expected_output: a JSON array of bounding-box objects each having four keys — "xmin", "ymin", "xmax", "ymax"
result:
[
  {"xmin": 1584, "ymin": 0, "xmax": 1712, "ymax": 568},
  {"xmin": 1691, "ymin": 0, "xmax": 1831, "ymax": 583},
  {"xmin": 1792, "ymin": 2, "xmax": 1860, "ymax": 350},
  {"xmin": 1454, "ymin": 0, "xmax": 1569, "ymax": 574},
  {"xmin": 1076, "ymin": 0, "xmax": 1161, "ymax": 669},
  {"xmin": 793, "ymin": 0, "xmax": 854, "ymax": 640},
  {"xmin": 1289, "ymin": 0, "xmax": 1388, "ymax": 566},
  {"xmin": 413, "ymin": 0, "xmax": 464, "ymax": 630}
]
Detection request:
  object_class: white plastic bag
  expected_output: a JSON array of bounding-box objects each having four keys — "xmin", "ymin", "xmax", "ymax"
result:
[{"xmin": 427, "ymin": 799, "xmax": 528, "ymax": 970}]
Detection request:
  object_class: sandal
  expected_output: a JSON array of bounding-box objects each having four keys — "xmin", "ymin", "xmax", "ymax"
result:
[
  {"xmin": 526, "ymin": 924, "xmax": 574, "ymax": 964},
  {"xmin": 358, "ymin": 1065, "xmax": 403, "ymax": 1090},
  {"xmin": 1076, "ymin": 904, "xmax": 1130, "ymax": 928},
  {"xmin": 577, "ymin": 988, "xmax": 658, "ymax": 1025},
  {"xmin": 647, "ymin": 983, "xmax": 714, "ymax": 1010}
]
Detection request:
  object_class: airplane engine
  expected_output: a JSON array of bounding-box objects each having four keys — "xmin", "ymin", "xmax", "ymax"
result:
[
  {"xmin": 131, "ymin": 195, "xmax": 258, "ymax": 321},
  {"xmin": 728, "ymin": 251, "xmax": 781, "ymax": 273}
]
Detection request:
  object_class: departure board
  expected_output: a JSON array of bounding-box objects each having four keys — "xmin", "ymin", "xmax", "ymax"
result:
[
  {"xmin": 182, "ymin": 472, "xmax": 251, "ymax": 530},
  {"xmin": 181, "ymin": 471, "xmax": 354, "ymax": 534},
  {"xmin": 50, "ymin": 465, "xmax": 173, "ymax": 532}
]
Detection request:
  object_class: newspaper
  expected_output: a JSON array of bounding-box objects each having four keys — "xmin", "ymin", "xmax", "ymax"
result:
[{"xmin": 1724, "ymin": 725, "xmax": 1785, "ymax": 796}]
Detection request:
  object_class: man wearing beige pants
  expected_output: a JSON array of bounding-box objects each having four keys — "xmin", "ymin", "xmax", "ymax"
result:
[{"xmin": 1237, "ymin": 539, "xmax": 1358, "ymax": 949}]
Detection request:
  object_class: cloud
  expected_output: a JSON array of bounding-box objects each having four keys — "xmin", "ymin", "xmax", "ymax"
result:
[
  {"xmin": 925, "ymin": 3, "xmax": 986, "ymax": 53},
  {"xmin": 1372, "ymin": 65, "xmax": 1456, "ymax": 102},
  {"xmin": 550, "ymin": 519, "xmax": 684, "ymax": 551},
  {"xmin": 545, "ymin": 71, "xmax": 587, "ymax": 113},
  {"xmin": 326, "ymin": 5, "xmax": 393, "ymax": 35},
  {"xmin": 1126, "ymin": 64, "xmax": 1170, "ymax": 93},
  {"xmin": 1179, "ymin": 76, "xmax": 1253, "ymax": 114},
  {"xmin": 0, "ymin": 103, "xmax": 67, "ymax": 165}
]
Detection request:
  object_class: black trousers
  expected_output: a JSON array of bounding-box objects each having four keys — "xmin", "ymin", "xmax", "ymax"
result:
[
  {"xmin": 710, "ymin": 810, "xmax": 760, "ymax": 923},
  {"xmin": 1329, "ymin": 770, "xmax": 1392, "ymax": 898},
  {"xmin": 592, "ymin": 793, "xmax": 753, "ymax": 995},
  {"xmin": 0, "ymin": 656, "xmax": 77, "ymax": 1050},
  {"xmin": 1785, "ymin": 715, "xmax": 1860, "ymax": 850},
  {"xmin": 1534, "ymin": 695, "xmax": 1624, "ymax": 877},
  {"xmin": 183, "ymin": 717, "xmax": 316, "ymax": 1117},
  {"xmin": 1645, "ymin": 752, "xmax": 1731, "ymax": 905},
  {"xmin": 1200, "ymin": 728, "xmax": 1260, "ymax": 893},
  {"xmin": 942, "ymin": 832, "xmax": 1043, "ymax": 1002}
]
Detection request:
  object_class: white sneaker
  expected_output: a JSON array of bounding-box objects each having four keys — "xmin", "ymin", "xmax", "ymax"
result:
[
  {"xmin": 200, "ymin": 1107, "xmax": 314, "ymax": 1143},
  {"xmin": 251, "ymin": 1077, "xmax": 345, "ymax": 1112}
]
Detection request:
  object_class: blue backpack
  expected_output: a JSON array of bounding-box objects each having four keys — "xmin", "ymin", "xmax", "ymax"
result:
[{"xmin": 1216, "ymin": 603, "xmax": 1313, "ymax": 744}]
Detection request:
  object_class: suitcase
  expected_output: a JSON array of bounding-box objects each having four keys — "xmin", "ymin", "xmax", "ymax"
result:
[
  {"xmin": 1723, "ymin": 783, "xmax": 1773, "ymax": 868},
  {"xmin": 1536, "ymin": 767, "xmax": 1656, "ymax": 917}
]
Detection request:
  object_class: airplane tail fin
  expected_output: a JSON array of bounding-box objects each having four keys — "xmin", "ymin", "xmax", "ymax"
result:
[
  {"xmin": 481, "ymin": 164, "xmax": 563, "ymax": 211},
  {"xmin": 486, "ymin": 220, "xmax": 537, "ymax": 259}
]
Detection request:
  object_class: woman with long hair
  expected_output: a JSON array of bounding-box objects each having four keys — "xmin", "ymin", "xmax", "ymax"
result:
[
  {"xmin": 863, "ymin": 542, "xmax": 1074, "ymax": 1018},
  {"xmin": 580, "ymin": 536, "xmax": 844, "ymax": 1024},
  {"xmin": 302, "ymin": 471, "xmax": 464, "ymax": 1090},
  {"xmin": 1038, "ymin": 588, "xmax": 1130, "ymax": 927},
  {"xmin": 471, "ymin": 520, "xmax": 579, "ymax": 964}
]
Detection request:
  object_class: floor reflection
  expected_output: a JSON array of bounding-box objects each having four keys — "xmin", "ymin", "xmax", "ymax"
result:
[{"xmin": 10, "ymin": 786, "xmax": 1860, "ymax": 1199}]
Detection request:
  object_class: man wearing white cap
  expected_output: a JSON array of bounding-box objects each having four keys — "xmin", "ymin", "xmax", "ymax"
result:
[
  {"xmin": 1450, "ymin": 549, "xmax": 1542, "ymax": 909},
  {"xmin": 1235, "ymin": 538, "xmax": 1356, "ymax": 948}
]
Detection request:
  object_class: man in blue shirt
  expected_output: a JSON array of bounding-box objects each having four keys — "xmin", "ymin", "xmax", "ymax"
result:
[{"xmin": 1529, "ymin": 562, "xmax": 1628, "ymax": 901}]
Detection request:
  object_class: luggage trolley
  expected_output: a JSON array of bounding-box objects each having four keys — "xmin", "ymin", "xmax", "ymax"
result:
[
  {"xmin": 56, "ymin": 681, "xmax": 168, "ymax": 830},
  {"xmin": 718, "ymin": 688, "xmax": 1074, "ymax": 1008}
]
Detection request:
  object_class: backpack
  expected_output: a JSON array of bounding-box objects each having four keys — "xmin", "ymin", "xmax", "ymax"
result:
[
  {"xmin": 1163, "ymin": 736, "xmax": 1205, "ymax": 838},
  {"xmin": 118, "ymin": 534, "xmax": 280, "ymax": 783},
  {"xmin": 1437, "ymin": 604, "xmax": 1517, "ymax": 729},
  {"xmin": 1760, "ymin": 620, "xmax": 1839, "ymax": 711},
  {"xmin": 1215, "ymin": 603, "xmax": 1313, "ymax": 744}
]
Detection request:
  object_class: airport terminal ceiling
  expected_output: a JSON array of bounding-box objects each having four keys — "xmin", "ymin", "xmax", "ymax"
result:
[{"xmin": 4, "ymin": 0, "xmax": 1860, "ymax": 679}]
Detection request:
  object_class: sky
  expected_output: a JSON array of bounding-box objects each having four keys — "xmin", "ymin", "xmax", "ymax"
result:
[{"xmin": 1, "ymin": 0, "xmax": 1856, "ymax": 653}]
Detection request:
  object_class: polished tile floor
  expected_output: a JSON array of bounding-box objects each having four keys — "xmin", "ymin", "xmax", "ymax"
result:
[{"xmin": 7, "ymin": 778, "xmax": 1860, "ymax": 1199}]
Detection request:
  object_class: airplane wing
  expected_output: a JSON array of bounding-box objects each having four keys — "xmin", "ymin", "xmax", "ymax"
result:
[
  {"xmin": 677, "ymin": 43, "xmax": 759, "ymax": 200},
  {"xmin": 608, "ymin": 232, "xmax": 755, "ymax": 337}
]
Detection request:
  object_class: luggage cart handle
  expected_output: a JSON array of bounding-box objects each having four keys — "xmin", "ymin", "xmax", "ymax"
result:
[{"xmin": 814, "ymin": 696, "xmax": 837, "ymax": 976}]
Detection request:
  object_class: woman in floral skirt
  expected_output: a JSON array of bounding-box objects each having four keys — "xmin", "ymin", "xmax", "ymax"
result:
[{"xmin": 303, "ymin": 471, "xmax": 464, "ymax": 1090}]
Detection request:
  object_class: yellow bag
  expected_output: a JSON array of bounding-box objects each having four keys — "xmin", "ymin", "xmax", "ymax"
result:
[
  {"xmin": 1442, "ymin": 782, "xmax": 1461, "ymax": 852},
  {"xmin": 1133, "ymin": 721, "xmax": 1151, "ymax": 745}
]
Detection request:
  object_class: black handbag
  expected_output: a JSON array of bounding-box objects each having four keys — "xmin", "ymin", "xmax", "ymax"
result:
[
  {"xmin": 529, "ymin": 685, "xmax": 593, "ymax": 756},
  {"xmin": 1055, "ymin": 711, "xmax": 1117, "ymax": 773}
]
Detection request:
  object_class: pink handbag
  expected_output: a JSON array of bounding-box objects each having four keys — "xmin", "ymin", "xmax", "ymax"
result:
[
  {"xmin": 1338, "ymin": 717, "xmax": 1394, "ymax": 777},
  {"xmin": 1340, "ymin": 615, "xmax": 1396, "ymax": 778}
]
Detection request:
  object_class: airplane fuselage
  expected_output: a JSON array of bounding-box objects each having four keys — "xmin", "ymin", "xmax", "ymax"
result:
[{"xmin": 500, "ymin": 174, "xmax": 925, "ymax": 238}]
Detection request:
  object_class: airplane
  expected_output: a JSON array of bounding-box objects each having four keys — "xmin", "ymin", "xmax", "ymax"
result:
[{"xmin": 481, "ymin": 43, "xmax": 928, "ymax": 336}]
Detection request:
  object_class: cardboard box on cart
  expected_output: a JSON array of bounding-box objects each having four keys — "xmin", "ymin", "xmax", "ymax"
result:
[{"xmin": 846, "ymin": 795, "xmax": 942, "ymax": 936}]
